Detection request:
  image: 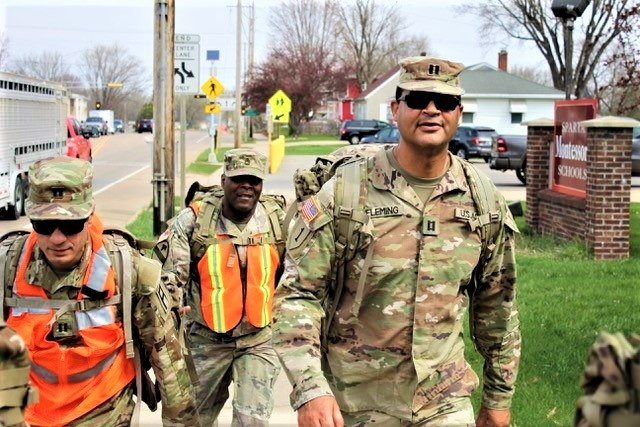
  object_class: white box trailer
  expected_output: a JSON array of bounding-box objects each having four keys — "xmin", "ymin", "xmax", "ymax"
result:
[
  {"xmin": 0, "ymin": 72, "xmax": 68, "ymax": 220},
  {"xmin": 88, "ymin": 109, "xmax": 115, "ymax": 134}
]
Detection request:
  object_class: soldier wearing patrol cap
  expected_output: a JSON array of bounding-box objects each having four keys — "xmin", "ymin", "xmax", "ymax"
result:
[
  {"xmin": 273, "ymin": 55, "xmax": 521, "ymax": 427},
  {"xmin": 0, "ymin": 156, "xmax": 199, "ymax": 426},
  {"xmin": 155, "ymin": 148, "xmax": 285, "ymax": 425}
]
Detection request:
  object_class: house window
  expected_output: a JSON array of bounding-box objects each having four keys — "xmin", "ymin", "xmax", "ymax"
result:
[
  {"xmin": 462, "ymin": 112, "xmax": 474, "ymax": 123},
  {"xmin": 511, "ymin": 112, "xmax": 523, "ymax": 124}
]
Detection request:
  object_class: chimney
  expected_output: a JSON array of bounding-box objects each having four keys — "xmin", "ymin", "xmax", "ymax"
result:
[{"xmin": 498, "ymin": 50, "xmax": 508, "ymax": 71}]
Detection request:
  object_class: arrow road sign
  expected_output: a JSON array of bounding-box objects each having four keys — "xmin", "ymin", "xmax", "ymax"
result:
[
  {"xmin": 174, "ymin": 33, "xmax": 200, "ymax": 94},
  {"xmin": 268, "ymin": 89, "xmax": 292, "ymax": 124}
]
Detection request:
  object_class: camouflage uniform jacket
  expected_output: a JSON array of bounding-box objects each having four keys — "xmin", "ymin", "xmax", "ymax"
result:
[
  {"xmin": 273, "ymin": 149, "xmax": 521, "ymax": 418},
  {"xmin": 1, "ymin": 229, "xmax": 199, "ymax": 426},
  {"xmin": 158, "ymin": 202, "xmax": 282, "ymax": 337}
]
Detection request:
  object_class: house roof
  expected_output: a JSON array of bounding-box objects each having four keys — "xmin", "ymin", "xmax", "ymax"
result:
[
  {"xmin": 461, "ymin": 63, "xmax": 563, "ymax": 97},
  {"xmin": 355, "ymin": 61, "xmax": 563, "ymax": 100},
  {"xmin": 355, "ymin": 65, "xmax": 400, "ymax": 100}
]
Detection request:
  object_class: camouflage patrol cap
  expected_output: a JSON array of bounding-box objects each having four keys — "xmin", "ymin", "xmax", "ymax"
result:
[
  {"xmin": 224, "ymin": 148, "xmax": 267, "ymax": 180},
  {"xmin": 26, "ymin": 156, "xmax": 94, "ymax": 220},
  {"xmin": 398, "ymin": 56, "xmax": 465, "ymax": 96}
]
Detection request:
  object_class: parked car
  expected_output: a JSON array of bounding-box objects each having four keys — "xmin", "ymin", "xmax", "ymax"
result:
[
  {"xmin": 136, "ymin": 118, "xmax": 154, "ymax": 133},
  {"xmin": 360, "ymin": 126, "xmax": 400, "ymax": 144},
  {"xmin": 448, "ymin": 125, "xmax": 498, "ymax": 161},
  {"xmin": 339, "ymin": 119, "xmax": 390, "ymax": 145},
  {"xmin": 489, "ymin": 134, "xmax": 527, "ymax": 184},
  {"xmin": 84, "ymin": 116, "xmax": 108, "ymax": 136},
  {"xmin": 114, "ymin": 119, "xmax": 125, "ymax": 133},
  {"xmin": 633, "ymin": 127, "xmax": 640, "ymax": 177},
  {"xmin": 66, "ymin": 116, "xmax": 92, "ymax": 162}
]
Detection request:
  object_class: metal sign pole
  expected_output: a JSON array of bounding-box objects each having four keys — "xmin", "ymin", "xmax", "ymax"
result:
[{"xmin": 180, "ymin": 94, "xmax": 186, "ymax": 206}]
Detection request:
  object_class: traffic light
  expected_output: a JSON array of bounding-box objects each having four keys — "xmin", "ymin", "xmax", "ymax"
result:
[
  {"xmin": 194, "ymin": 94, "xmax": 206, "ymax": 99},
  {"xmin": 241, "ymin": 105, "xmax": 247, "ymax": 115},
  {"xmin": 95, "ymin": 101, "xmax": 102, "ymax": 110}
]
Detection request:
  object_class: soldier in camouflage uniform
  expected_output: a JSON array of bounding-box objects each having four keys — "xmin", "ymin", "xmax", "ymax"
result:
[
  {"xmin": 0, "ymin": 157, "xmax": 199, "ymax": 426},
  {"xmin": 155, "ymin": 149, "xmax": 284, "ymax": 426},
  {"xmin": 0, "ymin": 318, "xmax": 36, "ymax": 427},
  {"xmin": 273, "ymin": 56, "xmax": 521, "ymax": 427}
]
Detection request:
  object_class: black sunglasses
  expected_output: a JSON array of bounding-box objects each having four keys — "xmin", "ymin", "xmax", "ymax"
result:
[
  {"xmin": 31, "ymin": 219, "xmax": 87, "ymax": 236},
  {"xmin": 397, "ymin": 92, "xmax": 461, "ymax": 112}
]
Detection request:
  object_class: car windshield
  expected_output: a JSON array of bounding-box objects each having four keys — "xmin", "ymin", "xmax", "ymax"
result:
[{"xmin": 86, "ymin": 117, "xmax": 102, "ymax": 122}]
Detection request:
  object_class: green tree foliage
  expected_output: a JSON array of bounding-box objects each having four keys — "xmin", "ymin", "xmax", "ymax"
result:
[{"xmin": 138, "ymin": 102, "xmax": 154, "ymax": 121}]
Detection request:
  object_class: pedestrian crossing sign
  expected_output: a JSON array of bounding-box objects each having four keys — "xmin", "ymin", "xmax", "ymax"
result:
[{"xmin": 201, "ymin": 76, "xmax": 224, "ymax": 100}]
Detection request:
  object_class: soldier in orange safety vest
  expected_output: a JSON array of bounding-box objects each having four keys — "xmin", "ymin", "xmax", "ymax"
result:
[
  {"xmin": 154, "ymin": 148, "xmax": 286, "ymax": 426},
  {"xmin": 0, "ymin": 157, "xmax": 199, "ymax": 427}
]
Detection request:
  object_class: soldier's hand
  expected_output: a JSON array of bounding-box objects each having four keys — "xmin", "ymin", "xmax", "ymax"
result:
[
  {"xmin": 297, "ymin": 395, "xmax": 343, "ymax": 427},
  {"xmin": 476, "ymin": 406, "xmax": 511, "ymax": 427},
  {"xmin": 0, "ymin": 325, "xmax": 26, "ymax": 358}
]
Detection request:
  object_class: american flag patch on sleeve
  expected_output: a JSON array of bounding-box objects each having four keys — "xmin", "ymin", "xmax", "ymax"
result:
[{"xmin": 301, "ymin": 196, "xmax": 320, "ymax": 222}]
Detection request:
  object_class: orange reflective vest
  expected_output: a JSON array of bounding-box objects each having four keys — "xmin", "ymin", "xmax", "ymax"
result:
[
  {"xmin": 191, "ymin": 202, "xmax": 279, "ymax": 333},
  {"xmin": 6, "ymin": 216, "xmax": 135, "ymax": 427}
]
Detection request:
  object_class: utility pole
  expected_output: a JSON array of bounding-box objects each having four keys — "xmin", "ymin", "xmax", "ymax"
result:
[
  {"xmin": 234, "ymin": 0, "xmax": 242, "ymax": 148},
  {"xmin": 248, "ymin": 1, "xmax": 255, "ymax": 80},
  {"xmin": 152, "ymin": 0, "xmax": 175, "ymax": 235}
]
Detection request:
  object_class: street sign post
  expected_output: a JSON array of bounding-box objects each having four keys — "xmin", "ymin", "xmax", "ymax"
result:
[{"xmin": 174, "ymin": 34, "xmax": 200, "ymax": 94}]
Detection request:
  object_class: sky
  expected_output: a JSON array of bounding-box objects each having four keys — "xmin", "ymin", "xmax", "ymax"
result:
[{"xmin": 0, "ymin": 0, "xmax": 549, "ymax": 92}]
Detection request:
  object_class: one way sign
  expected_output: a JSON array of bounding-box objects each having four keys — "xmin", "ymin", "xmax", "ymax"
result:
[{"xmin": 174, "ymin": 34, "xmax": 200, "ymax": 94}]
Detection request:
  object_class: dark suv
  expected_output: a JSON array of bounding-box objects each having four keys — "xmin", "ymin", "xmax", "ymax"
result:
[
  {"xmin": 448, "ymin": 125, "xmax": 498, "ymax": 161},
  {"xmin": 136, "ymin": 119, "xmax": 153, "ymax": 133},
  {"xmin": 339, "ymin": 119, "xmax": 390, "ymax": 145}
]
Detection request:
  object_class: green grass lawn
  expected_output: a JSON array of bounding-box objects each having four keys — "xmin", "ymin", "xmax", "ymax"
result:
[
  {"xmin": 285, "ymin": 143, "xmax": 347, "ymax": 156},
  {"xmin": 127, "ymin": 150, "xmax": 640, "ymax": 426}
]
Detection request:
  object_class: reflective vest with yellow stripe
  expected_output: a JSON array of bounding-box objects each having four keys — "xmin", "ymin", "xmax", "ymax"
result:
[
  {"xmin": 191, "ymin": 200, "xmax": 280, "ymax": 333},
  {"xmin": 5, "ymin": 219, "xmax": 135, "ymax": 427}
]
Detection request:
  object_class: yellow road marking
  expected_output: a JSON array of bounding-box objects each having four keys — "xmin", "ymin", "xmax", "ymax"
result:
[{"xmin": 91, "ymin": 135, "xmax": 111, "ymax": 154}]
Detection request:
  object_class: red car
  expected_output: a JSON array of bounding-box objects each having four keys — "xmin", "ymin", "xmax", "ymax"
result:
[{"xmin": 66, "ymin": 116, "xmax": 93, "ymax": 162}]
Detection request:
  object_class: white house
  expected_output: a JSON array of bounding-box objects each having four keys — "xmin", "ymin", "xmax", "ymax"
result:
[{"xmin": 352, "ymin": 51, "xmax": 565, "ymax": 135}]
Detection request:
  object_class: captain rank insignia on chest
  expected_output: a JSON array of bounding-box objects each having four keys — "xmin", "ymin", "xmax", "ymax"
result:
[{"xmin": 422, "ymin": 215, "xmax": 439, "ymax": 236}]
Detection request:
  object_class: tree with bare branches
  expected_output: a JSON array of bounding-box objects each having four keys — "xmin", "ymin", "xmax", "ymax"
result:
[
  {"xmin": 245, "ymin": 0, "xmax": 348, "ymax": 134},
  {"xmin": 335, "ymin": 0, "xmax": 431, "ymax": 90},
  {"xmin": 456, "ymin": 0, "xmax": 640, "ymax": 100},
  {"xmin": 77, "ymin": 43, "xmax": 149, "ymax": 113},
  {"xmin": 0, "ymin": 33, "xmax": 9, "ymax": 71},
  {"xmin": 9, "ymin": 51, "xmax": 80, "ymax": 87}
]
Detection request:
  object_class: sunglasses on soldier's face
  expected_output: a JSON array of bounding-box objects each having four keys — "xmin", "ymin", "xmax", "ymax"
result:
[
  {"xmin": 397, "ymin": 92, "xmax": 461, "ymax": 112},
  {"xmin": 31, "ymin": 219, "xmax": 87, "ymax": 236}
]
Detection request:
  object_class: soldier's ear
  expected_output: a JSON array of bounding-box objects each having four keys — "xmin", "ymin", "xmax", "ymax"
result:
[{"xmin": 221, "ymin": 174, "xmax": 226, "ymax": 186}]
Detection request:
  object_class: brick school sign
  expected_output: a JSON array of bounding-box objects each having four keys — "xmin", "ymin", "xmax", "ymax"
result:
[{"xmin": 525, "ymin": 107, "xmax": 639, "ymax": 260}]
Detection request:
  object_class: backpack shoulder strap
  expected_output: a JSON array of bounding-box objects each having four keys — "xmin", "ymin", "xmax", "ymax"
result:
[
  {"xmin": 102, "ymin": 230, "xmax": 135, "ymax": 359},
  {"xmin": 259, "ymin": 194, "xmax": 287, "ymax": 259},
  {"xmin": 0, "ymin": 231, "xmax": 29, "ymax": 319},
  {"xmin": 190, "ymin": 190, "xmax": 225, "ymax": 260},
  {"xmin": 458, "ymin": 159, "xmax": 503, "ymax": 259},
  {"xmin": 322, "ymin": 157, "xmax": 370, "ymax": 351}
]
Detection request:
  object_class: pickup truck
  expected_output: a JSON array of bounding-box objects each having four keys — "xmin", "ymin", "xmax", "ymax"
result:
[{"xmin": 489, "ymin": 134, "xmax": 527, "ymax": 184}]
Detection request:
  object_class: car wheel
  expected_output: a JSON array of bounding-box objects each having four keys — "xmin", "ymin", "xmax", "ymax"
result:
[
  {"xmin": 516, "ymin": 161, "xmax": 527, "ymax": 185},
  {"xmin": 5, "ymin": 178, "xmax": 24, "ymax": 220},
  {"xmin": 349, "ymin": 135, "xmax": 360, "ymax": 145},
  {"xmin": 454, "ymin": 146, "xmax": 468, "ymax": 160}
]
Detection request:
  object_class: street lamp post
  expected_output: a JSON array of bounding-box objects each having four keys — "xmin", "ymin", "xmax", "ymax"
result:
[{"xmin": 551, "ymin": 0, "xmax": 591, "ymax": 100}]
